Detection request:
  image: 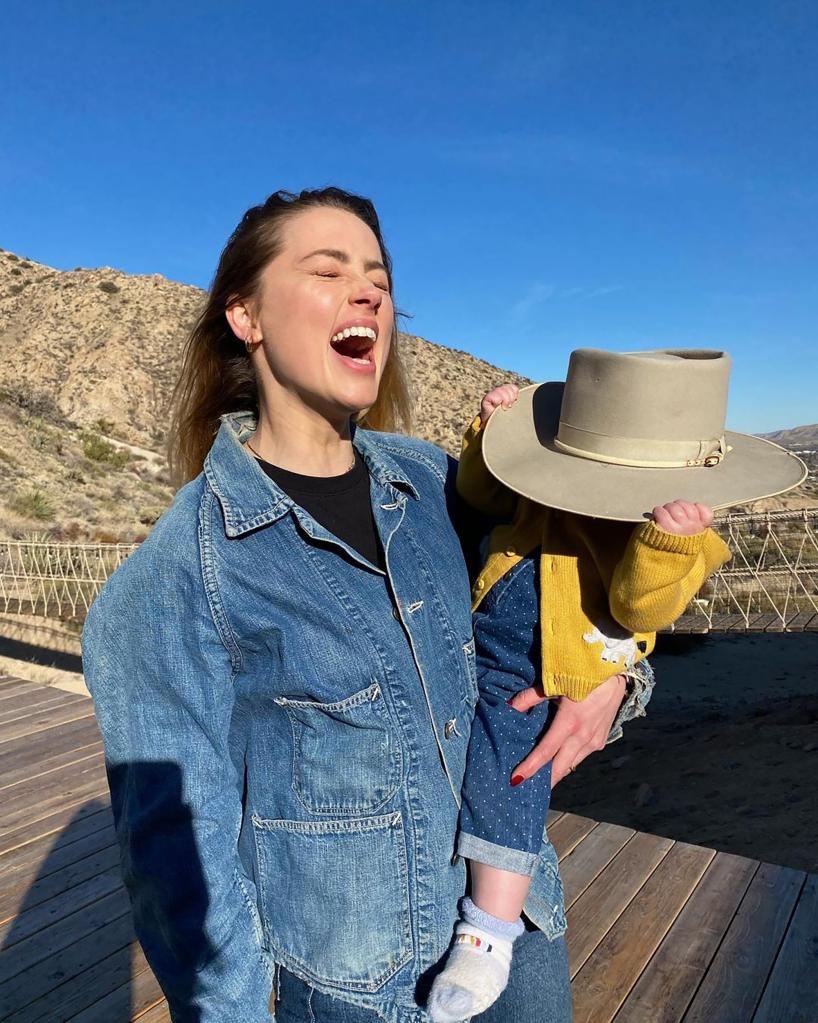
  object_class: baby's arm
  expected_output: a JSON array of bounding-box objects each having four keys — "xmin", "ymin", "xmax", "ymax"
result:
[
  {"xmin": 456, "ymin": 384, "xmax": 520, "ymax": 519},
  {"xmin": 609, "ymin": 500, "xmax": 732, "ymax": 634}
]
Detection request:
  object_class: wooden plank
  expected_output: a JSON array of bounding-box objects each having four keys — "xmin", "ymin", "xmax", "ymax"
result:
[
  {"xmin": 712, "ymin": 614, "xmax": 751, "ymax": 632},
  {"xmin": 0, "ymin": 700, "xmax": 95, "ymax": 745},
  {"xmin": 667, "ymin": 616, "xmax": 710, "ymax": 634},
  {"xmin": 783, "ymin": 611, "xmax": 818, "ymax": 632},
  {"xmin": 615, "ymin": 851, "xmax": 758, "ymax": 1022},
  {"xmin": 0, "ymin": 759, "xmax": 108, "ymax": 833},
  {"xmin": 133, "ymin": 998, "xmax": 172, "ymax": 1022},
  {"xmin": 0, "ymin": 886, "xmax": 131, "ymax": 985},
  {"xmin": 571, "ymin": 842, "xmax": 715, "ymax": 1022},
  {"xmin": 66, "ymin": 961, "xmax": 166, "ymax": 1023},
  {"xmin": 0, "ymin": 897, "xmax": 133, "ymax": 1015},
  {"xmin": 763, "ymin": 616, "xmax": 787, "ymax": 633},
  {"xmin": 560, "ymin": 822, "xmax": 636, "ymax": 910},
  {"xmin": 0, "ymin": 795, "xmax": 112, "ymax": 857},
  {"xmin": 0, "ymin": 821, "xmax": 116, "ymax": 890},
  {"xmin": 805, "ymin": 615, "xmax": 818, "ymax": 632},
  {"xmin": 566, "ymin": 831, "xmax": 674, "ymax": 976},
  {"xmin": 743, "ymin": 612, "xmax": 780, "ymax": 631},
  {"xmin": 753, "ymin": 874, "xmax": 818, "ymax": 1023},
  {"xmin": 0, "ymin": 843, "xmax": 122, "ymax": 924},
  {"xmin": 546, "ymin": 809, "xmax": 564, "ymax": 828},
  {"xmin": 0, "ymin": 689, "xmax": 84, "ymax": 722},
  {"xmin": 0, "ymin": 680, "xmax": 43, "ymax": 701},
  {"xmin": 683, "ymin": 863, "xmax": 805, "ymax": 1022},
  {"xmin": 11, "ymin": 941, "xmax": 152, "ymax": 1023},
  {"xmin": 0, "ymin": 741, "xmax": 103, "ymax": 791},
  {"xmin": 0, "ymin": 867, "xmax": 123, "ymax": 947},
  {"xmin": 550, "ymin": 814, "xmax": 598, "ymax": 860},
  {"xmin": 0, "ymin": 716, "xmax": 101, "ymax": 776}
]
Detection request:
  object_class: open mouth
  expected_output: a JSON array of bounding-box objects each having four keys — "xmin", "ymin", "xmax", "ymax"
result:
[{"xmin": 330, "ymin": 326, "xmax": 377, "ymax": 369}]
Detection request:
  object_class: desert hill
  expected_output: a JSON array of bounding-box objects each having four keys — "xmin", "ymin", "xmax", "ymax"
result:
[
  {"xmin": 760, "ymin": 424, "xmax": 818, "ymax": 451},
  {"xmin": 0, "ymin": 247, "xmax": 814, "ymax": 542}
]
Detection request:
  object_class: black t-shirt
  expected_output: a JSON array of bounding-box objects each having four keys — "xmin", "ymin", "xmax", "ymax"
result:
[{"xmin": 254, "ymin": 449, "xmax": 385, "ymax": 570}]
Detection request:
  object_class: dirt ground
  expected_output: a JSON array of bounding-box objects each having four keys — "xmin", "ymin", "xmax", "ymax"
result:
[{"xmin": 553, "ymin": 632, "xmax": 818, "ymax": 873}]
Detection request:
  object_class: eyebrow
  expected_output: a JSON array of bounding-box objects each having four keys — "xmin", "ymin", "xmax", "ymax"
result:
[{"xmin": 300, "ymin": 248, "xmax": 387, "ymax": 274}]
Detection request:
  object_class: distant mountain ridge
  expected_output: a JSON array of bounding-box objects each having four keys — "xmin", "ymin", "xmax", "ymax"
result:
[
  {"xmin": 0, "ymin": 246, "xmax": 814, "ymax": 541},
  {"xmin": 759, "ymin": 424, "xmax": 818, "ymax": 451}
]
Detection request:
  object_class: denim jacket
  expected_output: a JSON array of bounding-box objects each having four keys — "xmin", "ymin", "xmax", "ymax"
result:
[{"xmin": 82, "ymin": 412, "xmax": 651, "ymax": 1023}]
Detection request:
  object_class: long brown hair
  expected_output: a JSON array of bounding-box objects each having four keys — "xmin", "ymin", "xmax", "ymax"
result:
[{"xmin": 167, "ymin": 187, "xmax": 412, "ymax": 488}]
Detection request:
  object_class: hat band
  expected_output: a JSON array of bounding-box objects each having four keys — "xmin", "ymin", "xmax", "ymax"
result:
[{"xmin": 554, "ymin": 422, "xmax": 730, "ymax": 469}]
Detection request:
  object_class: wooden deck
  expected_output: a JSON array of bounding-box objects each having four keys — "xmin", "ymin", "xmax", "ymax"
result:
[{"xmin": 0, "ymin": 674, "xmax": 815, "ymax": 1023}]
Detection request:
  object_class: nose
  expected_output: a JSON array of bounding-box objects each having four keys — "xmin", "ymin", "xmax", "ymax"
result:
[{"xmin": 349, "ymin": 276, "xmax": 383, "ymax": 312}]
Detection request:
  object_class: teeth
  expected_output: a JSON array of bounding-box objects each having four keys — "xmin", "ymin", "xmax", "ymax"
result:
[{"xmin": 331, "ymin": 326, "xmax": 377, "ymax": 344}]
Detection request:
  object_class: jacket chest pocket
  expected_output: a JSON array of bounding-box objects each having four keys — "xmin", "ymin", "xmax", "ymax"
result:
[{"xmin": 275, "ymin": 682, "xmax": 403, "ymax": 816}]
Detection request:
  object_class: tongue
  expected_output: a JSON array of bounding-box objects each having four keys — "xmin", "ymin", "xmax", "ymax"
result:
[{"xmin": 334, "ymin": 336, "xmax": 371, "ymax": 358}]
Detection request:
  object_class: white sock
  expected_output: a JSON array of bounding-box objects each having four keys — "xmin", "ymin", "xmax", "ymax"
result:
[{"xmin": 428, "ymin": 899, "xmax": 524, "ymax": 1023}]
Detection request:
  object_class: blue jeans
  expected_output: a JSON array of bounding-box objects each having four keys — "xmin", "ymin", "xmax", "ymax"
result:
[
  {"xmin": 458, "ymin": 666, "xmax": 556, "ymax": 875},
  {"xmin": 275, "ymin": 924, "xmax": 572, "ymax": 1021}
]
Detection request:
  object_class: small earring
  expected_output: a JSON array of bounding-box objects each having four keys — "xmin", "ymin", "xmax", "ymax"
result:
[{"xmin": 244, "ymin": 335, "xmax": 254, "ymax": 353}]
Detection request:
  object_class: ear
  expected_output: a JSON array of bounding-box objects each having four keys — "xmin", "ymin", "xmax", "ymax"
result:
[{"xmin": 225, "ymin": 298, "xmax": 257, "ymax": 344}]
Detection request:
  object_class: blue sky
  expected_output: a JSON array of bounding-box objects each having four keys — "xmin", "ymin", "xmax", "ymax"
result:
[{"xmin": 1, "ymin": 0, "xmax": 816, "ymax": 432}]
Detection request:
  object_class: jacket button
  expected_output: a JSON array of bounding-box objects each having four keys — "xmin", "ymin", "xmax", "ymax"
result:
[
  {"xmin": 444, "ymin": 718, "xmax": 460, "ymax": 739},
  {"xmin": 476, "ymin": 579, "xmax": 485, "ymax": 591},
  {"xmin": 392, "ymin": 607, "xmax": 401, "ymax": 620},
  {"xmin": 506, "ymin": 546, "xmax": 515, "ymax": 556}
]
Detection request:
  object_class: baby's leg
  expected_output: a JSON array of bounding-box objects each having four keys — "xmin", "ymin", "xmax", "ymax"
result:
[
  {"xmin": 472, "ymin": 861, "xmax": 533, "ymax": 921},
  {"xmin": 428, "ymin": 669, "xmax": 554, "ymax": 1023}
]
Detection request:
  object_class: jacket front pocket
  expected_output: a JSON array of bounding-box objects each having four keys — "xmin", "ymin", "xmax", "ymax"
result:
[
  {"xmin": 275, "ymin": 682, "xmax": 402, "ymax": 815},
  {"xmin": 252, "ymin": 811, "xmax": 413, "ymax": 992}
]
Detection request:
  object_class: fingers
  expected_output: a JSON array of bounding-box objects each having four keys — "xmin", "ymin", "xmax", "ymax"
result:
[
  {"xmin": 652, "ymin": 499, "xmax": 714, "ymax": 536},
  {"xmin": 511, "ymin": 709, "xmax": 573, "ymax": 781},
  {"xmin": 480, "ymin": 383, "xmax": 520, "ymax": 423},
  {"xmin": 551, "ymin": 735, "xmax": 587, "ymax": 787},
  {"xmin": 507, "ymin": 686, "xmax": 549, "ymax": 712}
]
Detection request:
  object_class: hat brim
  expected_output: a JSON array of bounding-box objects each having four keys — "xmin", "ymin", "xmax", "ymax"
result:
[{"xmin": 481, "ymin": 382, "xmax": 809, "ymax": 521}]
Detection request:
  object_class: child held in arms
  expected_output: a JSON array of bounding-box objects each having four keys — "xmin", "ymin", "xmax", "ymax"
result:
[{"xmin": 428, "ymin": 348, "xmax": 806, "ymax": 1022}]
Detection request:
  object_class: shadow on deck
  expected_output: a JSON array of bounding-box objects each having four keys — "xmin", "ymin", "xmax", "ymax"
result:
[{"xmin": 0, "ymin": 675, "xmax": 815, "ymax": 1022}]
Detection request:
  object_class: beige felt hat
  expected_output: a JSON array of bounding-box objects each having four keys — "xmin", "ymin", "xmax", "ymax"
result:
[{"xmin": 481, "ymin": 348, "xmax": 808, "ymax": 522}]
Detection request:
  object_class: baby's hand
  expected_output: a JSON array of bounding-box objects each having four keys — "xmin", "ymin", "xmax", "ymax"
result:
[
  {"xmin": 652, "ymin": 500, "xmax": 714, "ymax": 536},
  {"xmin": 480, "ymin": 384, "xmax": 519, "ymax": 425}
]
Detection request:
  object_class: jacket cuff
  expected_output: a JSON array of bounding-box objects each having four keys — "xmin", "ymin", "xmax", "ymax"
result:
[{"xmin": 635, "ymin": 520, "xmax": 709, "ymax": 556}]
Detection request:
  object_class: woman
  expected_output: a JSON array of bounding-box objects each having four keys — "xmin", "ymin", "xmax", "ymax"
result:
[{"xmin": 82, "ymin": 187, "xmax": 650, "ymax": 1022}]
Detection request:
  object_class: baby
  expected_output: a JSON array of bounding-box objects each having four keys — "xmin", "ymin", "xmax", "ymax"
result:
[{"xmin": 428, "ymin": 363, "xmax": 733, "ymax": 1022}]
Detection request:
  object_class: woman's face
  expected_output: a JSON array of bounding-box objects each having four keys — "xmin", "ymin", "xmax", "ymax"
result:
[{"xmin": 247, "ymin": 206, "xmax": 394, "ymax": 424}]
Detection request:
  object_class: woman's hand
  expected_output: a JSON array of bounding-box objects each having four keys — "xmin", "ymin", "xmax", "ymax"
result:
[{"xmin": 508, "ymin": 673, "xmax": 627, "ymax": 787}]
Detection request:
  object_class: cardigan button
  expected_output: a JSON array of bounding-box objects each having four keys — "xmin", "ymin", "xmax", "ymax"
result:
[{"xmin": 476, "ymin": 579, "xmax": 485, "ymax": 591}]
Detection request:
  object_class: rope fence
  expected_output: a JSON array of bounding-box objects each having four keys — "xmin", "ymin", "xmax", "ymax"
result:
[{"xmin": 1, "ymin": 508, "xmax": 817, "ymax": 631}]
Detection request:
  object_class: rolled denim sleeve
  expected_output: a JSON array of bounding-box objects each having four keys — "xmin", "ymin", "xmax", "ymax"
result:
[
  {"xmin": 606, "ymin": 657, "xmax": 655, "ymax": 745},
  {"xmin": 81, "ymin": 551, "xmax": 272, "ymax": 1023}
]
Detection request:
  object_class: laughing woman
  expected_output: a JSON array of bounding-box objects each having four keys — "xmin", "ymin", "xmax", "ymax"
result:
[{"xmin": 81, "ymin": 188, "xmax": 645, "ymax": 1022}]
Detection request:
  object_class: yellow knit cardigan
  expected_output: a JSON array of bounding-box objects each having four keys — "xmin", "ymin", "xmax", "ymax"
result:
[{"xmin": 458, "ymin": 415, "xmax": 732, "ymax": 701}]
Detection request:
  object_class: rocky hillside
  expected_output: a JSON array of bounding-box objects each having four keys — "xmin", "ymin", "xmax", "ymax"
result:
[
  {"xmin": 0, "ymin": 247, "xmax": 814, "ymax": 542},
  {"xmin": 0, "ymin": 248, "xmax": 532, "ymax": 542}
]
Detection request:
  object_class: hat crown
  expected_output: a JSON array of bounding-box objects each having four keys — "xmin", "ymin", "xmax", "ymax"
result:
[{"xmin": 556, "ymin": 349, "xmax": 731, "ymax": 468}]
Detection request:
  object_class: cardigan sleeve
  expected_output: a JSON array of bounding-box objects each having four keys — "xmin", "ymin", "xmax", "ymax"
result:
[
  {"xmin": 609, "ymin": 521, "xmax": 732, "ymax": 633},
  {"xmin": 456, "ymin": 414, "xmax": 518, "ymax": 520}
]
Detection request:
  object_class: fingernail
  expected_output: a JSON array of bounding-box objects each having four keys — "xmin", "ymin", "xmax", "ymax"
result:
[
  {"xmin": 506, "ymin": 697, "xmax": 515, "ymax": 706},
  {"xmin": 511, "ymin": 774, "xmax": 525, "ymax": 787}
]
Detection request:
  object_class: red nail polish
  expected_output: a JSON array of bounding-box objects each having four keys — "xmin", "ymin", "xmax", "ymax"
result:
[
  {"xmin": 506, "ymin": 698, "xmax": 515, "ymax": 706},
  {"xmin": 511, "ymin": 774, "xmax": 525, "ymax": 787}
]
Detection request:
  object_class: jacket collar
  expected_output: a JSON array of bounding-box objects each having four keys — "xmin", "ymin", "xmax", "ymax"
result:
[{"xmin": 204, "ymin": 411, "xmax": 418, "ymax": 538}]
